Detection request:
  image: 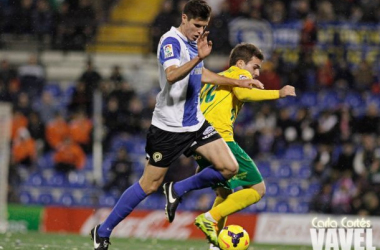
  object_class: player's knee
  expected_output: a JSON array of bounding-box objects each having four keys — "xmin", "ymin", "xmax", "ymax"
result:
[
  {"xmin": 139, "ymin": 179, "xmax": 162, "ymax": 195},
  {"xmin": 256, "ymin": 183, "xmax": 266, "ymax": 198},
  {"xmin": 144, "ymin": 183, "xmax": 160, "ymax": 195},
  {"xmin": 224, "ymin": 162, "xmax": 239, "ymax": 179}
]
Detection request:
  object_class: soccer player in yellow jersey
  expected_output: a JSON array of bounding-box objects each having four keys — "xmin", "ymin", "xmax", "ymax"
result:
[{"xmin": 193, "ymin": 43, "xmax": 296, "ymax": 248}]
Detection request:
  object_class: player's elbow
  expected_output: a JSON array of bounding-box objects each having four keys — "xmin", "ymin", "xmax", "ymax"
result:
[{"xmin": 166, "ymin": 74, "xmax": 177, "ymax": 84}]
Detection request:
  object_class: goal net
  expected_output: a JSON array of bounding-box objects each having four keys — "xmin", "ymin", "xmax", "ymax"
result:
[{"xmin": 0, "ymin": 103, "xmax": 12, "ymax": 233}]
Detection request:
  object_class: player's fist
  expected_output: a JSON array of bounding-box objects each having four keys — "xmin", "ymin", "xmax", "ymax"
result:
[{"xmin": 279, "ymin": 85, "xmax": 296, "ymax": 98}]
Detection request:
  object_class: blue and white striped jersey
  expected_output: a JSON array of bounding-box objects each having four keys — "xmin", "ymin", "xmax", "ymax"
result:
[{"xmin": 152, "ymin": 27, "xmax": 205, "ymax": 132}]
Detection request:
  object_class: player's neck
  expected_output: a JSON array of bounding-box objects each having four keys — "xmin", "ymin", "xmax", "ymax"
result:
[{"xmin": 177, "ymin": 26, "xmax": 186, "ymax": 38}]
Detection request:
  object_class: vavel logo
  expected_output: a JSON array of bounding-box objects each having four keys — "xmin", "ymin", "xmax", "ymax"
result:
[{"xmin": 310, "ymin": 217, "xmax": 376, "ymax": 250}]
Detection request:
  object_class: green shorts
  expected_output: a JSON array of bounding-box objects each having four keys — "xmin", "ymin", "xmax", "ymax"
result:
[{"xmin": 194, "ymin": 141, "xmax": 263, "ymax": 190}]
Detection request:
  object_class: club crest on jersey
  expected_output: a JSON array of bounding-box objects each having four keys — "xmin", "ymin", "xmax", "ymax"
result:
[
  {"xmin": 239, "ymin": 75, "xmax": 248, "ymax": 80},
  {"xmin": 164, "ymin": 44, "xmax": 174, "ymax": 58}
]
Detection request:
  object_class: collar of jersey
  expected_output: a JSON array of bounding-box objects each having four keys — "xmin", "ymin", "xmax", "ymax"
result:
[{"xmin": 172, "ymin": 27, "xmax": 197, "ymax": 46}]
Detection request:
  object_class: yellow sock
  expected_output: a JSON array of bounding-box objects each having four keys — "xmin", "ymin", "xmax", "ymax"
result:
[
  {"xmin": 209, "ymin": 189, "xmax": 261, "ymax": 221},
  {"xmin": 211, "ymin": 196, "xmax": 227, "ymax": 234}
]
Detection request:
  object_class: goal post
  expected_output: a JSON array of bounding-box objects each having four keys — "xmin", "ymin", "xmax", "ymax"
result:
[{"xmin": 0, "ymin": 102, "xmax": 12, "ymax": 233}]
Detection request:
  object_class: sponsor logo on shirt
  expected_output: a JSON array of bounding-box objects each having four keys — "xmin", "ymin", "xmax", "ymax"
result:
[
  {"xmin": 164, "ymin": 44, "xmax": 174, "ymax": 58},
  {"xmin": 239, "ymin": 75, "xmax": 248, "ymax": 80}
]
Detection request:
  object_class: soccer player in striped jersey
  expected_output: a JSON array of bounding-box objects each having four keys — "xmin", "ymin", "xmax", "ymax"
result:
[
  {"xmin": 193, "ymin": 43, "xmax": 296, "ymax": 248},
  {"xmin": 90, "ymin": 1, "xmax": 264, "ymax": 249}
]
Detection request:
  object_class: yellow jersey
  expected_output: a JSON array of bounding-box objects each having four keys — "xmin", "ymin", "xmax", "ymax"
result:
[{"xmin": 200, "ymin": 66, "xmax": 280, "ymax": 142}]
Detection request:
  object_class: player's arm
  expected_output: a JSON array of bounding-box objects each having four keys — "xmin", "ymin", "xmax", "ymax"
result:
[
  {"xmin": 164, "ymin": 31, "xmax": 211, "ymax": 84},
  {"xmin": 234, "ymin": 85, "xmax": 296, "ymax": 102},
  {"xmin": 201, "ymin": 68, "xmax": 264, "ymax": 89},
  {"xmin": 165, "ymin": 58, "xmax": 203, "ymax": 84}
]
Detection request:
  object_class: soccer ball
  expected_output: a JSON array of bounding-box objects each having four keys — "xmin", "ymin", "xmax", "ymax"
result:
[{"xmin": 218, "ymin": 225, "xmax": 250, "ymax": 250}]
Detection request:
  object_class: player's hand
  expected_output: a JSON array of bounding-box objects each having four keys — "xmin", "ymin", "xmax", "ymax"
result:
[
  {"xmin": 279, "ymin": 85, "xmax": 296, "ymax": 98},
  {"xmin": 237, "ymin": 79, "xmax": 264, "ymax": 89},
  {"xmin": 197, "ymin": 31, "xmax": 212, "ymax": 60}
]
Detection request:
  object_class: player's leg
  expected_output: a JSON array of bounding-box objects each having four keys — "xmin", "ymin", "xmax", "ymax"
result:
[
  {"xmin": 196, "ymin": 141, "xmax": 265, "ymax": 247},
  {"xmin": 208, "ymin": 182, "xmax": 265, "ymax": 223},
  {"xmin": 205, "ymin": 142, "xmax": 265, "ymax": 223},
  {"xmin": 91, "ymin": 161, "xmax": 168, "ymax": 249},
  {"xmin": 164, "ymin": 122, "xmax": 238, "ymax": 228},
  {"xmin": 97, "ymin": 162, "xmax": 167, "ymax": 236},
  {"xmin": 172, "ymin": 137, "xmax": 238, "ymax": 198},
  {"xmin": 92, "ymin": 125, "xmax": 189, "ymax": 249},
  {"xmin": 213, "ymin": 187, "xmax": 231, "ymax": 233}
]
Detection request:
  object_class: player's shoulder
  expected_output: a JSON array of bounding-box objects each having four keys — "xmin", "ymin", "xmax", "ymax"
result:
[
  {"xmin": 222, "ymin": 66, "xmax": 252, "ymax": 80},
  {"xmin": 160, "ymin": 29, "xmax": 181, "ymax": 45}
]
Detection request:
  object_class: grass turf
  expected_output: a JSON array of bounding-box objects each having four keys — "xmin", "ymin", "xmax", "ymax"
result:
[{"xmin": 0, "ymin": 231, "xmax": 313, "ymax": 250}]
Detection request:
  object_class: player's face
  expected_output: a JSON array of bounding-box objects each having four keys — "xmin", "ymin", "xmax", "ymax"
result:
[
  {"xmin": 241, "ymin": 57, "xmax": 262, "ymax": 78},
  {"xmin": 182, "ymin": 14, "xmax": 209, "ymax": 41}
]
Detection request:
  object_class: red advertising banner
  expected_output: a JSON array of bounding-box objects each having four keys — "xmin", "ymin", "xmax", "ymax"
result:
[
  {"xmin": 42, "ymin": 207, "xmax": 257, "ymax": 240},
  {"xmin": 42, "ymin": 207, "xmax": 94, "ymax": 233}
]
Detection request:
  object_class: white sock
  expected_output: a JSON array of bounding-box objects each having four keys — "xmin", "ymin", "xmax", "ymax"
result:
[
  {"xmin": 204, "ymin": 212, "xmax": 217, "ymax": 223},
  {"xmin": 209, "ymin": 243, "xmax": 219, "ymax": 250}
]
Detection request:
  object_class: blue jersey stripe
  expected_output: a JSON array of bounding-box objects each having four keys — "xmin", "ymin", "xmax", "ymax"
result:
[{"xmin": 182, "ymin": 42, "xmax": 203, "ymax": 127}]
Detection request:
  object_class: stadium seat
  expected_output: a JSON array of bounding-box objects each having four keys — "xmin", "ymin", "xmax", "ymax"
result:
[
  {"xmin": 25, "ymin": 172, "xmax": 46, "ymax": 187},
  {"xmin": 19, "ymin": 190, "xmax": 34, "ymax": 204},
  {"xmin": 276, "ymin": 164, "xmax": 292, "ymax": 179},
  {"xmin": 283, "ymin": 145, "xmax": 304, "ymax": 160},
  {"xmin": 79, "ymin": 193, "xmax": 97, "ymax": 207},
  {"xmin": 252, "ymin": 199, "xmax": 267, "ymax": 212},
  {"xmin": 43, "ymin": 83, "xmax": 62, "ymax": 98},
  {"xmin": 61, "ymin": 85, "xmax": 76, "ymax": 106},
  {"xmin": 68, "ymin": 171, "xmax": 88, "ymax": 188},
  {"xmin": 292, "ymin": 201, "xmax": 309, "ymax": 213},
  {"xmin": 99, "ymin": 194, "xmax": 118, "ymax": 207},
  {"xmin": 366, "ymin": 94, "xmax": 380, "ymax": 109},
  {"xmin": 37, "ymin": 193, "xmax": 55, "ymax": 205},
  {"xmin": 318, "ymin": 91, "xmax": 341, "ymax": 109},
  {"xmin": 59, "ymin": 193, "xmax": 76, "ymax": 206},
  {"xmin": 47, "ymin": 172, "xmax": 69, "ymax": 187},
  {"xmin": 274, "ymin": 200, "xmax": 290, "ymax": 213},
  {"xmin": 344, "ymin": 92, "xmax": 364, "ymax": 108},
  {"xmin": 285, "ymin": 183, "xmax": 303, "ymax": 197},
  {"xmin": 139, "ymin": 194, "xmax": 165, "ymax": 210},
  {"xmin": 276, "ymin": 96, "xmax": 298, "ymax": 108},
  {"xmin": 257, "ymin": 161, "xmax": 271, "ymax": 178},
  {"xmin": 266, "ymin": 182, "xmax": 280, "ymax": 197},
  {"xmin": 306, "ymin": 182, "xmax": 321, "ymax": 196},
  {"xmin": 298, "ymin": 165, "xmax": 312, "ymax": 179},
  {"xmin": 300, "ymin": 92, "xmax": 317, "ymax": 107}
]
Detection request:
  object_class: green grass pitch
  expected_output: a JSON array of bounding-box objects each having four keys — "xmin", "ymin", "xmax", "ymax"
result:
[{"xmin": 0, "ymin": 232, "xmax": 313, "ymax": 250}]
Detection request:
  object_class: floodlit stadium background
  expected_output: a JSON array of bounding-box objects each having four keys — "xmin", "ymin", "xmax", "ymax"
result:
[{"xmin": 0, "ymin": 0, "xmax": 380, "ymax": 248}]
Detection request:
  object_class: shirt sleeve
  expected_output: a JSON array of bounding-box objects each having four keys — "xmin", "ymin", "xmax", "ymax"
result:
[
  {"xmin": 232, "ymin": 71, "xmax": 280, "ymax": 102},
  {"xmin": 159, "ymin": 37, "xmax": 181, "ymax": 70},
  {"xmin": 233, "ymin": 88, "xmax": 280, "ymax": 102}
]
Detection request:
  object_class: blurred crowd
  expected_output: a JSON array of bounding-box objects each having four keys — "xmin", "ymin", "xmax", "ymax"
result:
[
  {"xmin": 1, "ymin": 0, "xmax": 380, "ymax": 214},
  {"xmin": 0, "ymin": 0, "xmax": 117, "ymax": 50},
  {"xmin": 151, "ymin": 0, "xmax": 380, "ymax": 53}
]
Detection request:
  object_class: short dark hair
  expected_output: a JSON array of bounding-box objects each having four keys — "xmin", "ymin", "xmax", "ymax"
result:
[
  {"xmin": 183, "ymin": 0, "xmax": 211, "ymax": 21},
  {"xmin": 229, "ymin": 43, "xmax": 264, "ymax": 66}
]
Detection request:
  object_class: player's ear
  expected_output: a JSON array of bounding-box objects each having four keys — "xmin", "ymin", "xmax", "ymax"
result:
[
  {"xmin": 236, "ymin": 59, "xmax": 245, "ymax": 69},
  {"xmin": 182, "ymin": 14, "xmax": 188, "ymax": 24}
]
